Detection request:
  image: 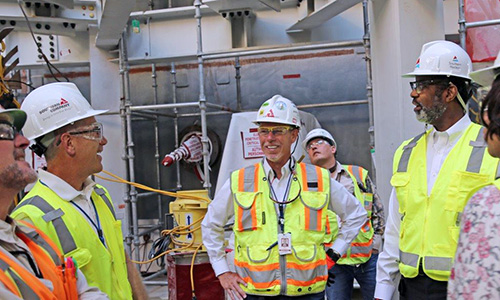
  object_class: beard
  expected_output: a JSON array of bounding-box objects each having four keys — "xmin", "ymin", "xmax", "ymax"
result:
[
  {"xmin": 0, "ymin": 151, "xmax": 37, "ymax": 191},
  {"xmin": 415, "ymin": 96, "xmax": 447, "ymax": 124}
]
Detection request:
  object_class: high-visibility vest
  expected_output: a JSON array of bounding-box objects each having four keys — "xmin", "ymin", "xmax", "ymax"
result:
[
  {"xmin": 0, "ymin": 220, "xmax": 78, "ymax": 299},
  {"xmin": 391, "ymin": 123, "xmax": 499, "ymax": 281},
  {"xmin": 231, "ymin": 162, "xmax": 331, "ymax": 296},
  {"xmin": 11, "ymin": 181, "xmax": 133, "ymax": 300},
  {"xmin": 325, "ymin": 165, "xmax": 374, "ymax": 265}
]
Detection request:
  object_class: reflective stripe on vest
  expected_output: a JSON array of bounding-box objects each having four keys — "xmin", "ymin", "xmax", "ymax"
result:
[
  {"xmin": 397, "ymin": 132, "xmax": 426, "ymax": 172},
  {"xmin": 15, "ymin": 196, "xmax": 77, "ymax": 254},
  {"xmin": 0, "ymin": 255, "xmax": 39, "ymax": 300},
  {"xmin": 399, "ymin": 250, "xmax": 452, "ymax": 272},
  {"xmin": 13, "ymin": 186, "xmax": 116, "ymax": 255}
]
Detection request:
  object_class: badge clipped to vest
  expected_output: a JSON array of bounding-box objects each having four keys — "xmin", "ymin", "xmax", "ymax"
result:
[{"xmin": 278, "ymin": 233, "xmax": 292, "ymax": 255}]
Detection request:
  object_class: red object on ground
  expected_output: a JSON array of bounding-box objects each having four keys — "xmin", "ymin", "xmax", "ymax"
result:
[{"xmin": 167, "ymin": 253, "xmax": 224, "ymax": 300}]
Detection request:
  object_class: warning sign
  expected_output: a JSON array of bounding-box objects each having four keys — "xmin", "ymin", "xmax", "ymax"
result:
[{"xmin": 241, "ymin": 129, "xmax": 264, "ymax": 159}]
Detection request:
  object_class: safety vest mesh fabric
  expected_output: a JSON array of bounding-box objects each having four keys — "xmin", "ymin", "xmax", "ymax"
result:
[
  {"xmin": 324, "ymin": 165, "xmax": 374, "ymax": 265},
  {"xmin": 391, "ymin": 123, "xmax": 500, "ymax": 281},
  {"xmin": 0, "ymin": 221, "xmax": 80, "ymax": 300},
  {"xmin": 230, "ymin": 162, "xmax": 331, "ymax": 296},
  {"xmin": 11, "ymin": 181, "xmax": 133, "ymax": 300}
]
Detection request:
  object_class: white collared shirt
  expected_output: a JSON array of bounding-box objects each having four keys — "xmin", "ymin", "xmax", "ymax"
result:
[
  {"xmin": 37, "ymin": 169, "xmax": 99, "ymax": 235},
  {"xmin": 201, "ymin": 158, "xmax": 367, "ymax": 276},
  {"xmin": 374, "ymin": 115, "xmax": 471, "ymax": 299}
]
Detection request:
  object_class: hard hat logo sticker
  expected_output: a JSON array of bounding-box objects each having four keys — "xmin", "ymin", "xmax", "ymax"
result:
[
  {"xmin": 449, "ymin": 56, "xmax": 461, "ymax": 70},
  {"xmin": 266, "ymin": 109, "xmax": 275, "ymax": 117},
  {"xmin": 415, "ymin": 58, "xmax": 420, "ymax": 69},
  {"xmin": 275, "ymin": 101, "xmax": 287, "ymax": 110}
]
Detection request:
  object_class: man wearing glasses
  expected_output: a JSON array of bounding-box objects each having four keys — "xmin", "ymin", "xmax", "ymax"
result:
[
  {"xmin": 303, "ymin": 128, "xmax": 385, "ymax": 300},
  {"xmin": 375, "ymin": 41, "xmax": 500, "ymax": 300},
  {"xmin": 0, "ymin": 104, "xmax": 109, "ymax": 298},
  {"xmin": 202, "ymin": 95, "xmax": 367, "ymax": 300},
  {"xmin": 10, "ymin": 82, "xmax": 147, "ymax": 300}
]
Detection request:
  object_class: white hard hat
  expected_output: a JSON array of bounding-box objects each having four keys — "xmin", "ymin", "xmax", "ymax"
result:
[
  {"xmin": 302, "ymin": 128, "xmax": 336, "ymax": 151},
  {"xmin": 470, "ymin": 50, "xmax": 500, "ymax": 87},
  {"xmin": 403, "ymin": 40, "xmax": 472, "ymax": 80},
  {"xmin": 21, "ymin": 82, "xmax": 108, "ymax": 140},
  {"xmin": 0, "ymin": 106, "xmax": 26, "ymax": 131},
  {"xmin": 253, "ymin": 95, "xmax": 300, "ymax": 128}
]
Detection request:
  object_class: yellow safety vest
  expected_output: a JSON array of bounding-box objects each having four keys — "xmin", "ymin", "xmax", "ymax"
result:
[
  {"xmin": 325, "ymin": 165, "xmax": 374, "ymax": 265},
  {"xmin": 391, "ymin": 123, "xmax": 499, "ymax": 281},
  {"xmin": 11, "ymin": 181, "xmax": 133, "ymax": 300},
  {"xmin": 231, "ymin": 161, "xmax": 331, "ymax": 296}
]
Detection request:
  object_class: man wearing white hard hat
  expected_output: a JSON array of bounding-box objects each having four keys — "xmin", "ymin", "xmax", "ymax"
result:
[
  {"xmin": 374, "ymin": 41, "xmax": 500, "ymax": 300},
  {"xmin": 202, "ymin": 95, "xmax": 367, "ymax": 299},
  {"xmin": 303, "ymin": 128, "xmax": 385, "ymax": 300},
  {"xmin": 0, "ymin": 104, "xmax": 109, "ymax": 299},
  {"xmin": 10, "ymin": 82, "xmax": 147, "ymax": 300}
]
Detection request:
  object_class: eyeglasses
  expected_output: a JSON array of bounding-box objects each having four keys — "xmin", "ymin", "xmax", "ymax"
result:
[
  {"xmin": 0, "ymin": 122, "xmax": 18, "ymax": 141},
  {"xmin": 257, "ymin": 126, "xmax": 292, "ymax": 136},
  {"xmin": 409, "ymin": 80, "xmax": 449, "ymax": 94},
  {"xmin": 306, "ymin": 139, "xmax": 329, "ymax": 150},
  {"xmin": 68, "ymin": 122, "xmax": 103, "ymax": 142}
]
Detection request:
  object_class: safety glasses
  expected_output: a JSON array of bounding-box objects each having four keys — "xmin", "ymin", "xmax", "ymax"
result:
[
  {"xmin": 257, "ymin": 126, "xmax": 293, "ymax": 136},
  {"xmin": 0, "ymin": 122, "xmax": 18, "ymax": 141},
  {"xmin": 68, "ymin": 122, "xmax": 103, "ymax": 142},
  {"xmin": 409, "ymin": 79, "xmax": 449, "ymax": 94},
  {"xmin": 306, "ymin": 139, "xmax": 328, "ymax": 150}
]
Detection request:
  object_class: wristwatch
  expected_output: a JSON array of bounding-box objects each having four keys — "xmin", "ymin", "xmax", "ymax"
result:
[{"xmin": 326, "ymin": 249, "xmax": 341, "ymax": 262}]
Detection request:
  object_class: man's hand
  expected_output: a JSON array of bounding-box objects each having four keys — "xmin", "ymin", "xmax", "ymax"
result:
[{"xmin": 218, "ymin": 272, "xmax": 247, "ymax": 300}]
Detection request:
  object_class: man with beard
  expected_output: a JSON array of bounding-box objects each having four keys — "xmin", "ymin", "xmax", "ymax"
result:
[
  {"xmin": 10, "ymin": 83, "xmax": 147, "ymax": 300},
  {"xmin": 374, "ymin": 41, "xmax": 500, "ymax": 300},
  {"xmin": 0, "ymin": 105, "xmax": 108, "ymax": 298},
  {"xmin": 202, "ymin": 95, "xmax": 367, "ymax": 300}
]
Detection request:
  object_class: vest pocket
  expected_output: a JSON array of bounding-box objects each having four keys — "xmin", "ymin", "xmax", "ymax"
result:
[
  {"xmin": 391, "ymin": 173, "xmax": 410, "ymax": 213},
  {"xmin": 246, "ymin": 244, "xmax": 272, "ymax": 263},
  {"xmin": 445, "ymin": 171, "xmax": 490, "ymax": 212},
  {"xmin": 234, "ymin": 192, "xmax": 262, "ymax": 231},
  {"xmin": 291, "ymin": 244, "xmax": 317, "ymax": 262},
  {"xmin": 300, "ymin": 191, "xmax": 328, "ymax": 232}
]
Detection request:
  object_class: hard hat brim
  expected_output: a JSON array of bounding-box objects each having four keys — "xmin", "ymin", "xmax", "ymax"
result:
[
  {"xmin": 0, "ymin": 109, "xmax": 27, "ymax": 131},
  {"xmin": 402, "ymin": 70, "xmax": 471, "ymax": 80},
  {"xmin": 252, "ymin": 117, "xmax": 299, "ymax": 127},
  {"xmin": 470, "ymin": 65, "xmax": 500, "ymax": 87}
]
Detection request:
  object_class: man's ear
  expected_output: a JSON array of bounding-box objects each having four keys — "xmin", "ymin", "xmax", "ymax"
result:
[
  {"xmin": 444, "ymin": 84, "xmax": 458, "ymax": 104},
  {"xmin": 291, "ymin": 128, "xmax": 299, "ymax": 142},
  {"xmin": 331, "ymin": 146, "xmax": 337, "ymax": 156},
  {"xmin": 59, "ymin": 133, "xmax": 77, "ymax": 157}
]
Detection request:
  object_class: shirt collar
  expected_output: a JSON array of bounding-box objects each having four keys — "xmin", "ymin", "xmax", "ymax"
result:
[
  {"xmin": 431, "ymin": 114, "xmax": 471, "ymax": 144},
  {"xmin": 262, "ymin": 158, "xmax": 293, "ymax": 181},
  {"xmin": 38, "ymin": 169, "xmax": 96, "ymax": 202}
]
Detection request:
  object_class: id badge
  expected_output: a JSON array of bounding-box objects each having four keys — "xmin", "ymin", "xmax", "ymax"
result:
[{"xmin": 278, "ymin": 233, "xmax": 292, "ymax": 255}]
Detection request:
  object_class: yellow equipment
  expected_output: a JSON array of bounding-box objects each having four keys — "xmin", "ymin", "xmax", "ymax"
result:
[{"xmin": 169, "ymin": 190, "xmax": 209, "ymax": 251}]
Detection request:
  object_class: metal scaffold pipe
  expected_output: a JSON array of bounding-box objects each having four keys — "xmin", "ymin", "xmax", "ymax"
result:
[
  {"xmin": 195, "ymin": 0, "xmax": 211, "ymax": 191},
  {"xmin": 151, "ymin": 63, "xmax": 164, "ymax": 230},
  {"xmin": 171, "ymin": 62, "xmax": 182, "ymax": 190},
  {"xmin": 458, "ymin": 0, "xmax": 466, "ymax": 49},
  {"xmin": 363, "ymin": 0, "xmax": 376, "ymax": 183},
  {"xmin": 119, "ymin": 33, "xmax": 132, "ymax": 256},
  {"xmin": 235, "ymin": 57, "xmax": 242, "ymax": 111},
  {"xmin": 120, "ymin": 30, "xmax": 141, "ymax": 266}
]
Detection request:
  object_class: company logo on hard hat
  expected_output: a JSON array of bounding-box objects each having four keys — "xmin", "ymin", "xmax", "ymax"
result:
[
  {"xmin": 275, "ymin": 101, "xmax": 287, "ymax": 111},
  {"xmin": 415, "ymin": 58, "xmax": 420, "ymax": 69},
  {"xmin": 38, "ymin": 97, "xmax": 71, "ymax": 115},
  {"xmin": 449, "ymin": 56, "xmax": 461, "ymax": 70}
]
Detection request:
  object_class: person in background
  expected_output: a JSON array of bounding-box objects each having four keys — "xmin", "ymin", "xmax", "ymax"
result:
[
  {"xmin": 448, "ymin": 50, "xmax": 500, "ymax": 299},
  {"xmin": 10, "ymin": 82, "xmax": 148, "ymax": 300},
  {"xmin": 374, "ymin": 41, "xmax": 499, "ymax": 300},
  {"xmin": 0, "ymin": 104, "xmax": 108, "ymax": 299},
  {"xmin": 303, "ymin": 128, "xmax": 385, "ymax": 300},
  {"xmin": 202, "ymin": 95, "xmax": 367, "ymax": 300}
]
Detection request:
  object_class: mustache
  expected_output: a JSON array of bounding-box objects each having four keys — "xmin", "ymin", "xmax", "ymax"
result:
[{"xmin": 13, "ymin": 149, "xmax": 25, "ymax": 160}]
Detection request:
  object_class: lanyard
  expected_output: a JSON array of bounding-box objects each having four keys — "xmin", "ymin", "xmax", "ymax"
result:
[
  {"xmin": 268, "ymin": 173, "xmax": 293, "ymax": 233},
  {"xmin": 71, "ymin": 198, "xmax": 107, "ymax": 248}
]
